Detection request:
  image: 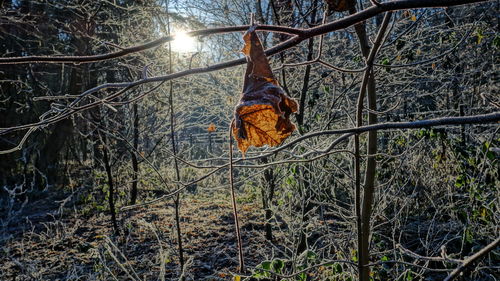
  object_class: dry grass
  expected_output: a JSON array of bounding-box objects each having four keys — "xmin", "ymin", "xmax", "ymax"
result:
[{"xmin": 0, "ymin": 189, "xmax": 276, "ymax": 281}]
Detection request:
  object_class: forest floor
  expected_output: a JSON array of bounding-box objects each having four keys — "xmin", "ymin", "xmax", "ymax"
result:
[{"xmin": 0, "ymin": 188, "xmax": 285, "ymax": 281}]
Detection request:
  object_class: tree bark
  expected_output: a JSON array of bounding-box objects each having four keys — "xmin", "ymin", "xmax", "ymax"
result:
[
  {"xmin": 130, "ymin": 103, "xmax": 139, "ymax": 205},
  {"xmin": 102, "ymin": 132, "xmax": 120, "ymax": 235},
  {"xmin": 349, "ymin": 6, "xmax": 385, "ymax": 280}
]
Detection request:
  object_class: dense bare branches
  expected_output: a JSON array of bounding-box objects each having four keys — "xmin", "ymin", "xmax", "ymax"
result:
[{"xmin": 1, "ymin": 0, "xmax": 498, "ymax": 280}]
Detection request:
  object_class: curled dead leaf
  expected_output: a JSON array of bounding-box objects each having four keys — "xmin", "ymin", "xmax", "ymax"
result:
[{"xmin": 232, "ymin": 26, "xmax": 298, "ymax": 154}]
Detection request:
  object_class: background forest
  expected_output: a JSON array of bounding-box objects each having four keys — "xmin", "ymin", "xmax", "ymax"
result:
[{"xmin": 0, "ymin": 0, "xmax": 499, "ymax": 280}]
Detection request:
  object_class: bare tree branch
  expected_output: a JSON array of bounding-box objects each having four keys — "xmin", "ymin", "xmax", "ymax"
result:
[
  {"xmin": 0, "ymin": 0, "xmax": 488, "ymax": 65},
  {"xmin": 120, "ymin": 112, "xmax": 500, "ymax": 209},
  {"xmin": 443, "ymin": 236, "xmax": 500, "ymax": 281}
]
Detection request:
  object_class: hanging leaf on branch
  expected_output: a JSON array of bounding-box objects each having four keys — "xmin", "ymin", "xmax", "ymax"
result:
[{"xmin": 232, "ymin": 26, "xmax": 298, "ymax": 154}]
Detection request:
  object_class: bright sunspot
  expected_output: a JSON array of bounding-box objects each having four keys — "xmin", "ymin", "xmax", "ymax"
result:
[{"xmin": 171, "ymin": 31, "xmax": 197, "ymax": 53}]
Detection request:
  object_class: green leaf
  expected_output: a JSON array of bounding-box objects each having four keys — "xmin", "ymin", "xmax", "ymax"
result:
[
  {"xmin": 465, "ymin": 229, "xmax": 474, "ymax": 244},
  {"xmin": 455, "ymin": 174, "xmax": 466, "ymax": 188},
  {"xmin": 306, "ymin": 250, "xmax": 317, "ymax": 261},
  {"xmin": 261, "ymin": 261, "xmax": 271, "ymax": 270},
  {"xmin": 493, "ymin": 35, "xmax": 500, "ymax": 48},
  {"xmin": 482, "ymin": 141, "xmax": 491, "ymax": 151},
  {"xmin": 285, "ymin": 176, "xmax": 296, "ymax": 186},
  {"xmin": 253, "ymin": 261, "xmax": 272, "ymax": 278},
  {"xmin": 430, "ymin": 129, "xmax": 437, "ymax": 138},
  {"xmin": 252, "ymin": 271, "xmax": 268, "ymax": 279},
  {"xmin": 406, "ymin": 271, "xmax": 413, "ymax": 281},
  {"xmin": 334, "ymin": 263, "xmax": 343, "ymax": 273},
  {"xmin": 486, "ymin": 151, "xmax": 495, "ymax": 161},
  {"xmin": 475, "ymin": 28, "xmax": 484, "ymax": 44},
  {"xmin": 272, "ymin": 259, "xmax": 284, "ymax": 273}
]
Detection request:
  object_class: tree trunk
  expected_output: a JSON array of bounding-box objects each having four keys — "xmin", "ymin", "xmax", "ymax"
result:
[
  {"xmin": 295, "ymin": 0, "xmax": 318, "ymax": 255},
  {"xmin": 34, "ymin": 65, "xmax": 80, "ymax": 189},
  {"xmin": 130, "ymin": 103, "xmax": 139, "ymax": 205},
  {"xmin": 102, "ymin": 132, "xmax": 120, "ymax": 235},
  {"xmin": 349, "ymin": 6, "xmax": 379, "ymax": 281},
  {"xmin": 260, "ymin": 158, "xmax": 276, "ymax": 241}
]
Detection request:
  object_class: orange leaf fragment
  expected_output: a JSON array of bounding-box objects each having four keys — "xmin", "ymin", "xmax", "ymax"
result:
[
  {"xmin": 208, "ymin": 123, "xmax": 216, "ymax": 132},
  {"xmin": 232, "ymin": 27, "xmax": 298, "ymax": 154}
]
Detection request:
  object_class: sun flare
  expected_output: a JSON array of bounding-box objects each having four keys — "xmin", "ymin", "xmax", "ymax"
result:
[{"xmin": 171, "ymin": 31, "xmax": 197, "ymax": 53}]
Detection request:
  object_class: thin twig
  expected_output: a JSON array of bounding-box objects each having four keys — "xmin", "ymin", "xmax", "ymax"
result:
[{"xmin": 229, "ymin": 120, "xmax": 245, "ymax": 273}]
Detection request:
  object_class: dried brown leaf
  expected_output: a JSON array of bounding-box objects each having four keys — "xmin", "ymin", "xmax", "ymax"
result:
[{"xmin": 232, "ymin": 27, "xmax": 298, "ymax": 154}]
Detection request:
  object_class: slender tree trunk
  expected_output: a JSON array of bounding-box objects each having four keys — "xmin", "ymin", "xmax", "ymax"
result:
[
  {"xmin": 169, "ymin": 90, "xmax": 185, "ymax": 272},
  {"xmin": 34, "ymin": 64, "xmax": 78, "ymax": 189},
  {"xmin": 360, "ymin": 71, "xmax": 377, "ymax": 281},
  {"xmin": 350, "ymin": 8, "xmax": 391, "ymax": 280},
  {"xmin": 165, "ymin": 1, "xmax": 185, "ymax": 273},
  {"xmin": 102, "ymin": 133, "xmax": 120, "ymax": 235},
  {"xmin": 296, "ymin": 164, "xmax": 311, "ymax": 254},
  {"xmin": 229, "ymin": 125, "xmax": 245, "ymax": 273},
  {"xmin": 260, "ymin": 157, "xmax": 276, "ymax": 241},
  {"xmin": 35, "ymin": 118, "xmax": 73, "ymax": 189},
  {"xmin": 295, "ymin": 0, "xmax": 318, "ymax": 255},
  {"xmin": 270, "ymin": 0, "xmax": 292, "ymax": 94},
  {"xmin": 130, "ymin": 103, "xmax": 139, "ymax": 205},
  {"xmin": 296, "ymin": 0, "xmax": 318, "ymax": 131},
  {"xmin": 349, "ymin": 8, "xmax": 373, "ymax": 279}
]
